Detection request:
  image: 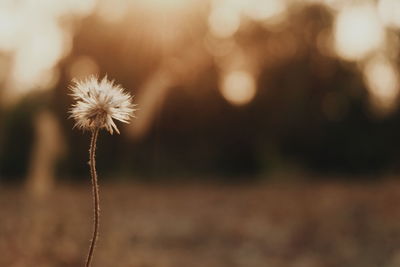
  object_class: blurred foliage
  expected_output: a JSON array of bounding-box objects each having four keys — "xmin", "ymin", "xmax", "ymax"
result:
[{"xmin": 1, "ymin": 4, "xmax": 400, "ymax": 182}]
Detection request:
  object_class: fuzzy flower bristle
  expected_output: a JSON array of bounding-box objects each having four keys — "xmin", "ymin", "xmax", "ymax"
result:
[{"xmin": 69, "ymin": 76, "xmax": 136, "ymax": 134}]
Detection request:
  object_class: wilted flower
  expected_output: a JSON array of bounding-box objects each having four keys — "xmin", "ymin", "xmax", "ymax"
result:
[{"xmin": 69, "ymin": 76, "xmax": 136, "ymax": 134}]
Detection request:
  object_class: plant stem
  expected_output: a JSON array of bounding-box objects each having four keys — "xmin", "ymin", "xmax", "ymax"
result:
[{"xmin": 86, "ymin": 128, "xmax": 100, "ymax": 267}]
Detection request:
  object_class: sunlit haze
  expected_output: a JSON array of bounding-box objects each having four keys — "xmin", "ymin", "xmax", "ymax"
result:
[{"xmin": 0, "ymin": 0, "xmax": 400, "ymax": 113}]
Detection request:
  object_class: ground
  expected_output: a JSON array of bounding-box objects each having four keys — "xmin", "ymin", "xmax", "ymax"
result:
[{"xmin": 1, "ymin": 180, "xmax": 400, "ymax": 267}]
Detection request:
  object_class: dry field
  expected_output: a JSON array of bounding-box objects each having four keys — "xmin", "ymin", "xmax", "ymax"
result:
[{"xmin": 1, "ymin": 181, "xmax": 400, "ymax": 267}]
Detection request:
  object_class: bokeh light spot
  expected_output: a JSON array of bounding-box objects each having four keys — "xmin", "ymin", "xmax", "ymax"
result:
[
  {"xmin": 208, "ymin": 3, "xmax": 241, "ymax": 38},
  {"xmin": 334, "ymin": 4, "xmax": 385, "ymax": 61},
  {"xmin": 220, "ymin": 70, "xmax": 256, "ymax": 106},
  {"xmin": 364, "ymin": 56, "xmax": 399, "ymax": 111}
]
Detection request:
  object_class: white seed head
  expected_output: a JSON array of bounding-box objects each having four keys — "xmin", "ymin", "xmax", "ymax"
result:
[{"xmin": 69, "ymin": 76, "xmax": 136, "ymax": 134}]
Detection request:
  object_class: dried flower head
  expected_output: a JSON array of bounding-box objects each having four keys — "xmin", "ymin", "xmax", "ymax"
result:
[{"xmin": 69, "ymin": 76, "xmax": 136, "ymax": 134}]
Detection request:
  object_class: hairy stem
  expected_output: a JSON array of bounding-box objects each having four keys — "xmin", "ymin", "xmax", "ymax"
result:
[{"xmin": 86, "ymin": 128, "xmax": 100, "ymax": 267}]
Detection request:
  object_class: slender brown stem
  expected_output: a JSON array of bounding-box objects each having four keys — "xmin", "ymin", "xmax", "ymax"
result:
[{"xmin": 85, "ymin": 128, "xmax": 100, "ymax": 267}]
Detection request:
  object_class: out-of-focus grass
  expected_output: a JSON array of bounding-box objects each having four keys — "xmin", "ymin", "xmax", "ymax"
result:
[{"xmin": 1, "ymin": 181, "xmax": 400, "ymax": 267}]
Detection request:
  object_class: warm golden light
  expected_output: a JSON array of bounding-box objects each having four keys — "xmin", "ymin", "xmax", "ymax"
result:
[
  {"xmin": 243, "ymin": 0, "xmax": 286, "ymax": 23},
  {"xmin": 10, "ymin": 25, "xmax": 68, "ymax": 95},
  {"xmin": 208, "ymin": 2, "xmax": 241, "ymax": 38},
  {"xmin": 364, "ymin": 56, "xmax": 399, "ymax": 111},
  {"xmin": 378, "ymin": 0, "xmax": 400, "ymax": 29},
  {"xmin": 334, "ymin": 4, "xmax": 385, "ymax": 61},
  {"xmin": 0, "ymin": 6, "xmax": 21, "ymax": 52},
  {"xmin": 0, "ymin": 0, "xmax": 95, "ymax": 103},
  {"xmin": 220, "ymin": 70, "xmax": 256, "ymax": 106},
  {"xmin": 18, "ymin": 30, "xmax": 66, "ymax": 76}
]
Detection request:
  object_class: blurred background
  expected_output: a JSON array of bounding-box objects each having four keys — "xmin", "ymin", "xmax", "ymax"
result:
[{"xmin": 2, "ymin": 0, "xmax": 400, "ymax": 266}]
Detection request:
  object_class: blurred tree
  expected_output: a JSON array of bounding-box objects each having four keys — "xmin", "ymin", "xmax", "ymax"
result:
[{"xmin": 25, "ymin": 110, "xmax": 65, "ymax": 198}]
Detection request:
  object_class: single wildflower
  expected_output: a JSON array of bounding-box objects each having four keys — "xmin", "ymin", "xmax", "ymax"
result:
[
  {"xmin": 69, "ymin": 75, "xmax": 136, "ymax": 267},
  {"xmin": 69, "ymin": 75, "xmax": 136, "ymax": 134}
]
